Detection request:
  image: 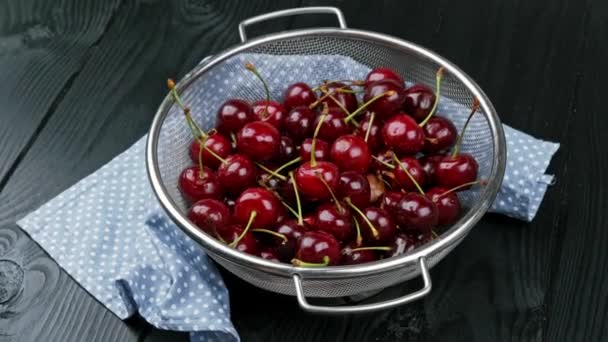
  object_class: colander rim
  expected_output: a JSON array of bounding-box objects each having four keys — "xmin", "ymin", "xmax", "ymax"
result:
[{"xmin": 146, "ymin": 27, "xmax": 507, "ymax": 279}]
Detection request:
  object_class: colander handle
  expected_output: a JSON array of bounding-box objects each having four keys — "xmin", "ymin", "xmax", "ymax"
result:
[
  {"xmin": 238, "ymin": 7, "xmax": 348, "ymax": 42},
  {"xmin": 293, "ymin": 257, "xmax": 431, "ymax": 314}
]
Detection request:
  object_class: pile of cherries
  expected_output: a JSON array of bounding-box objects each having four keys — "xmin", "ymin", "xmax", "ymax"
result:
[{"xmin": 169, "ymin": 63, "xmax": 482, "ymax": 267}]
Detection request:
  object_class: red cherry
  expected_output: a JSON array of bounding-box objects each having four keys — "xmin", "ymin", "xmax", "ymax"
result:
[
  {"xmin": 294, "ymin": 161, "xmax": 340, "ymax": 201},
  {"xmin": 435, "ymin": 154, "xmax": 479, "ymax": 189},
  {"xmin": 370, "ymin": 150, "xmax": 394, "ymax": 173},
  {"xmin": 393, "ymin": 193, "xmax": 438, "ymax": 234},
  {"xmin": 234, "ymin": 188, "xmax": 282, "ymax": 228},
  {"xmin": 293, "ymin": 231, "xmax": 342, "ymax": 266},
  {"xmin": 365, "ymin": 67, "xmax": 404, "ymax": 86},
  {"xmin": 359, "ymin": 207, "xmax": 397, "ymax": 244},
  {"xmin": 355, "ymin": 112, "xmax": 383, "ymax": 153},
  {"xmin": 299, "ymin": 138, "xmax": 330, "ymax": 162},
  {"xmin": 426, "ymin": 187, "xmax": 462, "ymax": 225},
  {"xmin": 187, "ymin": 199, "xmax": 231, "ymax": 235},
  {"xmin": 363, "ymin": 80, "xmax": 405, "ymax": 118},
  {"xmin": 313, "ymin": 203, "xmax": 354, "ymax": 242},
  {"xmin": 393, "ymin": 157, "xmax": 426, "ymax": 192},
  {"xmin": 381, "ymin": 191, "xmax": 405, "ymax": 214},
  {"xmin": 236, "ymin": 121, "xmax": 281, "ymax": 161},
  {"xmin": 320, "ymin": 82, "xmax": 358, "ymax": 114},
  {"xmin": 419, "ymin": 154, "xmax": 444, "ymax": 185},
  {"xmin": 330, "ymin": 135, "xmax": 371, "ymax": 174},
  {"xmin": 284, "ymin": 82, "xmax": 317, "ymax": 111},
  {"xmin": 217, "ymin": 224, "xmax": 259, "ymax": 255},
  {"xmin": 402, "ymin": 84, "xmax": 436, "ymax": 122},
  {"xmin": 252, "ymin": 100, "xmax": 285, "ymax": 130},
  {"xmin": 278, "ymin": 136, "xmax": 297, "ymax": 163},
  {"xmin": 216, "ymin": 99, "xmax": 254, "ymax": 134},
  {"xmin": 388, "ymin": 233, "xmax": 420, "ymax": 257},
  {"xmin": 189, "ymin": 133, "xmax": 233, "ymax": 169},
  {"xmin": 338, "ymin": 171, "xmax": 371, "ymax": 208},
  {"xmin": 284, "ymin": 106, "xmax": 316, "ymax": 142},
  {"xmin": 381, "ymin": 114, "xmax": 424, "ymax": 155},
  {"xmin": 178, "ymin": 166, "xmax": 223, "ymax": 202},
  {"xmin": 314, "ymin": 109, "xmax": 351, "ymax": 142},
  {"xmin": 274, "ymin": 220, "xmax": 309, "ymax": 262},
  {"xmin": 258, "ymin": 248, "xmax": 280, "ymax": 262},
  {"xmin": 217, "ymin": 154, "xmax": 257, "ymax": 194},
  {"xmin": 423, "ymin": 116, "xmax": 458, "ymax": 153},
  {"xmin": 341, "ymin": 244, "xmax": 379, "ymax": 265}
]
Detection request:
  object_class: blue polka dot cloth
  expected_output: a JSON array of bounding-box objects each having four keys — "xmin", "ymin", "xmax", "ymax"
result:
[{"xmin": 16, "ymin": 54, "xmax": 558, "ymax": 342}]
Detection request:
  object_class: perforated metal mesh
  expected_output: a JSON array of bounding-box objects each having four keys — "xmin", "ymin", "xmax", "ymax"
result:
[{"xmin": 151, "ymin": 31, "xmax": 500, "ymax": 298}]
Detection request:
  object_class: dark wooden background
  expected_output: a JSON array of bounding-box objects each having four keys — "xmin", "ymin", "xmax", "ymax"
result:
[{"xmin": 0, "ymin": 0, "xmax": 605, "ymax": 341}]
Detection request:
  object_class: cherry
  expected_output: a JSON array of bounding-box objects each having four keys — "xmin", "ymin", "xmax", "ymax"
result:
[
  {"xmin": 313, "ymin": 203, "xmax": 354, "ymax": 242},
  {"xmin": 189, "ymin": 133, "xmax": 233, "ymax": 169},
  {"xmin": 381, "ymin": 191, "xmax": 405, "ymax": 214},
  {"xmin": 234, "ymin": 187, "xmax": 282, "ymax": 228},
  {"xmin": 284, "ymin": 82, "xmax": 317, "ymax": 111},
  {"xmin": 358, "ymin": 207, "xmax": 397, "ymax": 244},
  {"xmin": 295, "ymin": 161, "xmax": 340, "ymax": 201},
  {"xmin": 330, "ymin": 134, "xmax": 371, "ymax": 174},
  {"xmin": 338, "ymin": 171, "xmax": 371, "ymax": 208},
  {"xmin": 341, "ymin": 244, "xmax": 381, "ymax": 265},
  {"xmin": 279, "ymin": 136, "xmax": 297, "ymax": 163},
  {"xmin": 187, "ymin": 198, "xmax": 231, "ymax": 235},
  {"xmin": 370, "ymin": 150, "xmax": 394, "ymax": 173},
  {"xmin": 284, "ymin": 106, "xmax": 316, "ymax": 142},
  {"xmin": 355, "ymin": 112, "xmax": 382, "ymax": 153},
  {"xmin": 393, "ymin": 157, "xmax": 426, "ymax": 192},
  {"xmin": 318, "ymin": 82, "xmax": 358, "ymax": 114},
  {"xmin": 436, "ymin": 154, "xmax": 479, "ymax": 189},
  {"xmin": 382, "ymin": 114, "xmax": 424, "ymax": 155},
  {"xmin": 253, "ymin": 100, "xmax": 285, "ymax": 130},
  {"xmin": 393, "ymin": 193, "xmax": 438, "ymax": 234},
  {"xmin": 426, "ymin": 187, "xmax": 461, "ymax": 225},
  {"xmin": 274, "ymin": 220, "xmax": 308, "ymax": 262},
  {"xmin": 365, "ymin": 67, "xmax": 404, "ymax": 86},
  {"xmin": 292, "ymin": 231, "xmax": 342, "ymax": 266},
  {"xmin": 237, "ymin": 121, "xmax": 281, "ymax": 161},
  {"xmin": 300, "ymin": 138, "xmax": 330, "ymax": 162},
  {"xmin": 363, "ymin": 80, "xmax": 405, "ymax": 118},
  {"xmin": 178, "ymin": 166, "xmax": 223, "ymax": 202},
  {"xmin": 423, "ymin": 116, "xmax": 457, "ymax": 153},
  {"xmin": 314, "ymin": 109, "xmax": 351, "ymax": 142},
  {"xmin": 258, "ymin": 248, "xmax": 280, "ymax": 262},
  {"xmin": 419, "ymin": 154, "xmax": 444, "ymax": 185},
  {"xmin": 217, "ymin": 154, "xmax": 257, "ymax": 194},
  {"xmin": 216, "ymin": 99, "xmax": 254, "ymax": 134},
  {"xmin": 402, "ymin": 84, "xmax": 436, "ymax": 122},
  {"xmin": 388, "ymin": 233, "xmax": 419, "ymax": 257},
  {"xmin": 217, "ymin": 224, "xmax": 259, "ymax": 255}
]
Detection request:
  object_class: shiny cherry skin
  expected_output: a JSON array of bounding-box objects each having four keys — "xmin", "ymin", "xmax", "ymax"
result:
[
  {"xmin": 284, "ymin": 82, "xmax": 317, "ymax": 111},
  {"xmin": 313, "ymin": 203, "xmax": 354, "ymax": 242},
  {"xmin": 381, "ymin": 191, "xmax": 405, "ymax": 214},
  {"xmin": 388, "ymin": 233, "xmax": 418, "ymax": 257},
  {"xmin": 279, "ymin": 136, "xmax": 297, "ymax": 163},
  {"xmin": 435, "ymin": 154, "xmax": 479, "ymax": 189},
  {"xmin": 295, "ymin": 161, "xmax": 340, "ymax": 201},
  {"xmin": 294, "ymin": 231, "xmax": 342, "ymax": 266},
  {"xmin": 423, "ymin": 116, "xmax": 458, "ymax": 153},
  {"xmin": 217, "ymin": 154, "xmax": 257, "ymax": 194},
  {"xmin": 402, "ymin": 84, "xmax": 436, "ymax": 122},
  {"xmin": 234, "ymin": 187, "xmax": 282, "ymax": 228},
  {"xmin": 189, "ymin": 133, "xmax": 233, "ymax": 170},
  {"xmin": 363, "ymin": 80, "xmax": 405, "ymax": 118},
  {"xmin": 252, "ymin": 100, "xmax": 285, "ymax": 130},
  {"xmin": 314, "ymin": 109, "xmax": 351, "ymax": 142},
  {"xmin": 342, "ymin": 244, "xmax": 379, "ymax": 265},
  {"xmin": 236, "ymin": 121, "xmax": 281, "ymax": 161},
  {"xmin": 274, "ymin": 220, "xmax": 309, "ymax": 262},
  {"xmin": 299, "ymin": 138, "xmax": 330, "ymax": 162},
  {"xmin": 355, "ymin": 112, "xmax": 383, "ymax": 153},
  {"xmin": 394, "ymin": 193, "xmax": 438, "ymax": 234},
  {"xmin": 258, "ymin": 248, "xmax": 280, "ymax": 262},
  {"xmin": 426, "ymin": 187, "xmax": 461, "ymax": 226},
  {"xmin": 187, "ymin": 198, "xmax": 231, "ymax": 235},
  {"xmin": 216, "ymin": 99, "xmax": 254, "ymax": 134},
  {"xmin": 338, "ymin": 171, "xmax": 371, "ymax": 208},
  {"xmin": 359, "ymin": 207, "xmax": 397, "ymax": 244},
  {"xmin": 178, "ymin": 166, "xmax": 223, "ymax": 202},
  {"xmin": 419, "ymin": 154, "xmax": 444, "ymax": 185},
  {"xmin": 382, "ymin": 113, "xmax": 425, "ymax": 154},
  {"xmin": 393, "ymin": 157, "xmax": 426, "ymax": 192},
  {"xmin": 365, "ymin": 67, "xmax": 404, "ymax": 86},
  {"xmin": 320, "ymin": 82, "xmax": 358, "ymax": 114},
  {"xmin": 216, "ymin": 224, "xmax": 259, "ymax": 255},
  {"xmin": 284, "ymin": 106, "xmax": 316, "ymax": 142},
  {"xmin": 330, "ymin": 135, "xmax": 371, "ymax": 174}
]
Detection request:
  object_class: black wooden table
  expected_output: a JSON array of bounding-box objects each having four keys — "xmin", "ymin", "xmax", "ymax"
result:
[{"xmin": 1, "ymin": 0, "xmax": 605, "ymax": 341}]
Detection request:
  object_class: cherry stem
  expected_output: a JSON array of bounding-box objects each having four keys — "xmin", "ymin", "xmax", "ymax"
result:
[
  {"xmin": 345, "ymin": 197, "xmax": 379, "ymax": 239},
  {"xmin": 350, "ymin": 246, "xmax": 392, "ymax": 252},
  {"xmin": 245, "ymin": 62, "xmax": 271, "ymax": 119},
  {"xmin": 312, "ymin": 80, "xmax": 365, "ymax": 91},
  {"xmin": 353, "ymin": 213, "xmax": 363, "ymax": 246},
  {"xmin": 197, "ymin": 136, "xmax": 206, "ymax": 178},
  {"xmin": 256, "ymin": 163, "xmax": 287, "ymax": 181},
  {"xmin": 452, "ymin": 97, "xmax": 480, "ymax": 158},
  {"xmin": 432, "ymin": 230, "xmax": 439, "ymax": 238},
  {"xmin": 344, "ymin": 90, "xmax": 396, "ymax": 123},
  {"xmin": 438, "ymin": 180, "xmax": 486, "ymax": 197},
  {"xmin": 289, "ymin": 172, "xmax": 304, "ymax": 226},
  {"xmin": 317, "ymin": 86, "xmax": 353, "ymax": 119},
  {"xmin": 372, "ymin": 155, "xmax": 395, "ymax": 169},
  {"xmin": 273, "ymin": 156, "xmax": 302, "ymax": 176},
  {"xmin": 257, "ymin": 180, "xmax": 300, "ymax": 218},
  {"xmin": 310, "ymin": 113, "xmax": 327, "ymax": 167},
  {"xmin": 292, "ymin": 256, "xmax": 330, "ymax": 267},
  {"xmin": 229, "ymin": 211, "xmax": 257, "ymax": 248},
  {"xmin": 316, "ymin": 173, "xmax": 344, "ymax": 213},
  {"xmin": 419, "ymin": 67, "xmax": 445, "ymax": 127},
  {"xmin": 364, "ymin": 112, "xmax": 376, "ymax": 142},
  {"xmin": 392, "ymin": 154, "xmax": 425, "ymax": 195},
  {"xmin": 251, "ymin": 229, "xmax": 287, "ymax": 244}
]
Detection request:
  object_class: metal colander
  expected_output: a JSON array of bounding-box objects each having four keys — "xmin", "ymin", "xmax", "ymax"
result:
[{"xmin": 146, "ymin": 7, "xmax": 506, "ymax": 314}]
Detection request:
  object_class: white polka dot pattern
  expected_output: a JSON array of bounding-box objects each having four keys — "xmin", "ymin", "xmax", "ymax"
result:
[{"xmin": 16, "ymin": 54, "xmax": 558, "ymax": 342}]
